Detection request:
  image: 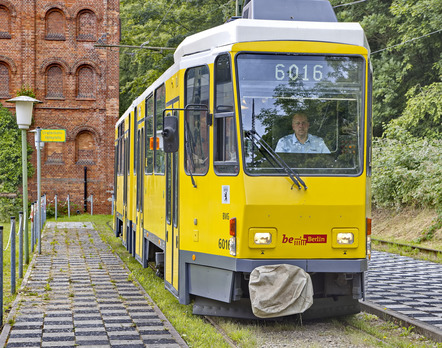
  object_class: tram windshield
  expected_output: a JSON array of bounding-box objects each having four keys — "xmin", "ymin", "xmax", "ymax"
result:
[{"xmin": 237, "ymin": 53, "xmax": 365, "ymax": 176}]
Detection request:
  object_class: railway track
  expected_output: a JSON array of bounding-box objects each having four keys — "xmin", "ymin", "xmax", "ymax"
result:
[
  {"xmin": 372, "ymin": 238, "xmax": 442, "ymax": 259},
  {"xmin": 103, "ymin": 221, "xmax": 441, "ymax": 346},
  {"xmin": 204, "ymin": 243, "xmax": 442, "ymax": 346}
]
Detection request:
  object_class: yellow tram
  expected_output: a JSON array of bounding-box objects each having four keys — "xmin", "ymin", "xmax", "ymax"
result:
[{"xmin": 114, "ymin": 0, "xmax": 372, "ymax": 318}]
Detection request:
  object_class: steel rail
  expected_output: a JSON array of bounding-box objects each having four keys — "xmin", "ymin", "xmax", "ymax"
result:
[
  {"xmin": 372, "ymin": 238, "xmax": 442, "ymax": 257},
  {"xmin": 360, "ymin": 301, "xmax": 442, "ymax": 343}
]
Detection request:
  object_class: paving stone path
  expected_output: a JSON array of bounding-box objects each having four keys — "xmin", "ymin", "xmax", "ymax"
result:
[
  {"xmin": 1, "ymin": 222, "xmax": 188, "ymax": 348},
  {"xmin": 366, "ymin": 250, "xmax": 442, "ymax": 332}
]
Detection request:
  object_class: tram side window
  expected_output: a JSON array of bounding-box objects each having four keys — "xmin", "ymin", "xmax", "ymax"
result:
[
  {"xmin": 185, "ymin": 65, "xmax": 210, "ymax": 175},
  {"xmin": 145, "ymin": 95, "xmax": 154, "ymax": 174},
  {"xmin": 133, "ymin": 108, "xmax": 137, "ymax": 175},
  {"xmin": 121, "ymin": 124, "xmax": 125, "ymax": 175},
  {"xmin": 117, "ymin": 123, "xmax": 124, "ymax": 175},
  {"xmin": 214, "ymin": 54, "xmax": 239, "ymax": 175},
  {"xmin": 126, "ymin": 114, "xmax": 131, "ymax": 176},
  {"xmin": 155, "ymin": 85, "xmax": 166, "ymax": 174}
]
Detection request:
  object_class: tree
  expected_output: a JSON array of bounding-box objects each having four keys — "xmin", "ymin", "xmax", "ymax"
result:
[
  {"xmin": 331, "ymin": 0, "xmax": 442, "ymax": 136},
  {"xmin": 384, "ymin": 82, "xmax": 442, "ymax": 140},
  {"xmin": 119, "ymin": 0, "xmax": 235, "ymax": 114},
  {"xmin": 0, "ymin": 103, "xmax": 34, "ymax": 220}
]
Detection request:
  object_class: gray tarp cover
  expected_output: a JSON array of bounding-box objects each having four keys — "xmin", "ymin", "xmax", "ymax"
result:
[{"xmin": 249, "ymin": 264, "xmax": 314, "ymax": 318}]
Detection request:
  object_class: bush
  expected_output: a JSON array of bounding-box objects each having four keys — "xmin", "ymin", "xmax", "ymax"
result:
[
  {"xmin": 46, "ymin": 201, "xmax": 81, "ymax": 218},
  {"xmin": 372, "ymin": 136, "xmax": 442, "ymax": 209},
  {"xmin": 0, "ymin": 103, "xmax": 34, "ymax": 221}
]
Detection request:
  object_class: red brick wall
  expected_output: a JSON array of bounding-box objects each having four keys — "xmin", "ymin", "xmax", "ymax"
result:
[{"xmin": 0, "ymin": 0, "xmax": 120, "ymax": 214}]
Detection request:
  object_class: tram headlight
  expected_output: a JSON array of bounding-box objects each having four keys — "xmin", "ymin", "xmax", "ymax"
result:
[
  {"xmin": 248, "ymin": 228, "xmax": 277, "ymax": 248},
  {"xmin": 254, "ymin": 232, "xmax": 272, "ymax": 245},
  {"xmin": 332, "ymin": 228, "xmax": 358, "ymax": 249},
  {"xmin": 336, "ymin": 232, "xmax": 354, "ymax": 245}
]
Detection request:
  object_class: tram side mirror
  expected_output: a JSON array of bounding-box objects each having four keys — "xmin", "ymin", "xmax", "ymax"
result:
[{"xmin": 163, "ymin": 115, "xmax": 179, "ymax": 153}]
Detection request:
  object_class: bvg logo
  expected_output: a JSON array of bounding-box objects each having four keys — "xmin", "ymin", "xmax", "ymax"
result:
[{"xmin": 282, "ymin": 234, "xmax": 327, "ymax": 246}]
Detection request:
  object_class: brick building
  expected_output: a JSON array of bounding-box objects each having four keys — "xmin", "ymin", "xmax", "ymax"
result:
[{"xmin": 0, "ymin": 0, "xmax": 119, "ymax": 214}]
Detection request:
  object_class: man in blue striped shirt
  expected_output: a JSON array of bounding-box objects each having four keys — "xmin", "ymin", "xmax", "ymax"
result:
[{"xmin": 275, "ymin": 113, "xmax": 330, "ymax": 154}]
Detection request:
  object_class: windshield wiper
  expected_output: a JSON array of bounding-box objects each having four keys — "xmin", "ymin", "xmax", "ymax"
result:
[{"xmin": 244, "ymin": 130, "xmax": 307, "ymax": 190}]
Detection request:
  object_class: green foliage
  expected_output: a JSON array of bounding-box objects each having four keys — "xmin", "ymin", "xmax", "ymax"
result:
[
  {"xmin": 372, "ymin": 137, "xmax": 442, "ymax": 209},
  {"xmin": 385, "ymin": 82, "xmax": 442, "ymax": 140},
  {"xmin": 45, "ymin": 201, "xmax": 81, "ymax": 219},
  {"xmin": 15, "ymin": 84, "xmax": 36, "ymax": 98},
  {"xmin": 119, "ymin": 0, "xmax": 235, "ymax": 115},
  {"xmin": 0, "ymin": 103, "xmax": 34, "ymax": 221},
  {"xmin": 331, "ymin": 0, "xmax": 442, "ymax": 136},
  {"xmin": 415, "ymin": 211, "xmax": 442, "ymax": 243}
]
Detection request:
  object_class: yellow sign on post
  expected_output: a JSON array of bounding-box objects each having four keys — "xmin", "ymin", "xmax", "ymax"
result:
[{"xmin": 41, "ymin": 129, "xmax": 66, "ymax": 142}]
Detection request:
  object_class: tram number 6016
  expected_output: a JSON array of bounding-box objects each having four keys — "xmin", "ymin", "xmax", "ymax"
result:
[
  {"xmin": 275, "ymin": 64, "xmax": 323, "ymax": 81},
  {"xmin": 218, "ymin": 238, "xmax": 230, "ymax": 250}
]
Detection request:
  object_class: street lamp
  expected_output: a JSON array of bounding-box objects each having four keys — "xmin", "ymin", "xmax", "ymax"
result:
[{"xmin": 7, "ymin": 96, "xmax": 41, "ymax": 264}]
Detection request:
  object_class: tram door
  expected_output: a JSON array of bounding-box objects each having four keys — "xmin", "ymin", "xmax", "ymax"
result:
[
  {"xmin": 136, "ymin": 121, "xmax": 145, "ymax": 260},
  {"xmin": 122, "ymin": 115, "xmax": 130, "ymax": 247},
  {"xmin": 165, "ymin": 113, "xmax": 179, "ymax": 291}
]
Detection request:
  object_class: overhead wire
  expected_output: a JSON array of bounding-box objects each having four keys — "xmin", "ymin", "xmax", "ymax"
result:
[
  {"xmin": 142, "ymin": 0, "xmax": 179, "ymax": 47},
  {"xmin": 116, "ymin": 0, "xmax": 234, "ymax": 53},
  {"xmin": 333, "ymin": 0, "xmax": 366, "ymax": 9},
  {"xmin": 331, "ymin": 0, "xmax": 441, "ymax": 56},
  {"xmin": 119, "ymin": 0, "xmax": 440, "ymax": 57},
  {"xmin": 372, "ymin": 29, "xmax": 442, "ymax": 55}
]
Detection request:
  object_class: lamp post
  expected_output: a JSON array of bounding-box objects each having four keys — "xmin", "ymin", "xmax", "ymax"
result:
[{"xmin": 7, "ymin": 96, "xmax": 41, "ymax": 264}]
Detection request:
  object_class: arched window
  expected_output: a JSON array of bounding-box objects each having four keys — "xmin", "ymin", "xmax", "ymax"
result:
[
  {"xmin": 76, "ymin": 131, "xmax": 95, "ymax": 164},
  {"xmin": 0, "ymin": 6, "xmax": 11, "ymax": 39},
  {"xmin": 46, "ymin": 65, "xmax": 64, "ymax": 98},
  {"xmin": 77, "ymin": 65, "xmax": 96, "ymax": 99},
  {"xmin": 45, "ymin": 142, "xmax": 64, "ymax": 164},
  {"xmin": 77, "ymin": 10, "xmax": 96, "ymax": 41},
  {"xmin": 45, "ymin": 9, "xmax": 65, "ymax": 40},
  {"xmin": 0, "ymin": 63, "xmax": 10, "ymax": 98}
]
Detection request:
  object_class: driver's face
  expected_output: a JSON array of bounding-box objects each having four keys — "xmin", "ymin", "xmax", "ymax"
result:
[{"xmin": 292, "ymin": 115, "xmax": 309, "ymax": 138}]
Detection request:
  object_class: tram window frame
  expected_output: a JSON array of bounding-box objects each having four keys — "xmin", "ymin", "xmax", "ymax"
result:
[
  {"xmin": 236, "ymin": 53, "xmax": 366, "ymax": 177},
  {"xmin": 184, "ymin": 65, "xmax": 210, "ymax": 176},
  {"xmin": 136, "ymin": 128, "xmax": 141, "ymax": 210},
  {"xmin": 116, "ymin": 127, "xmax": 119, "ymax": 175},
  {"xmin": 126, "ymin": 114, "xmax": 131, "ymax": 176},
  {"xmin": 145, "ymin": 94, "xmax": 154, "ymax": 175},
  {"xmin": 117, "ymin": 123, "xmax": 124, "ymax": 175},
  {"xmin": 117, "ymin": 126, "xmax": 120, "ymax": 175},
  {"xmin": 173, "ymin": 150, "xmax": 178, "ymax": 228},
  {"xmin": 120, "ymin": 123, "xmax": 125, "ymax": 175},
  {"xmin": 133, "ymin": 108, "xmax": 137, "ymax": 176},
  {"xmin": 366, "ymin": 64, "xmax": 373, "ymax": 177},
  {"xmin": 214, "ymin": 54, "xmax": 239, "ymax": 176},
  {"xmin": 154, "ymin": 84, "xmax": 166, "ymax": 175},
  {"xmin": 166, "ymin": 152, "xmax": 172, "ymax": 224}
]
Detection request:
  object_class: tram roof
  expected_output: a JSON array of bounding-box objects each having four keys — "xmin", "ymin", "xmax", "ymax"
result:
[{"xmin": 174, "ymin": 19, "xmax": 369, "ymax": 62}]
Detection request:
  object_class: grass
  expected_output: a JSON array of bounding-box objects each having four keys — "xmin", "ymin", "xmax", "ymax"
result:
[
  {"xmin": 342, "ymin": 313, "xmax": 440, "ymax": 348},
  {"xmin": 0, "ymin": 219, "xmax": 32, "ymax": 322}
]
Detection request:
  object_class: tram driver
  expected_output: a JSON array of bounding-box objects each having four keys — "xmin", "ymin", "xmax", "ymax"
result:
[{"xmin": 275, "ymin": 113, "xmax": 330, "ymax": 154}]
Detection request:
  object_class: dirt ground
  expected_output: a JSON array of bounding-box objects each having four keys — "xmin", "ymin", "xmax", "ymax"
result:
[{"xmin": 372, "ymin": 207, "xmax": 442, "ymax": 250}]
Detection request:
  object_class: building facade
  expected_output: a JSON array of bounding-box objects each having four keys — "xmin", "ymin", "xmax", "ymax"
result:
[{"xmin": 0, "ymin": 0, "xmax": 119, "ymax": 214}]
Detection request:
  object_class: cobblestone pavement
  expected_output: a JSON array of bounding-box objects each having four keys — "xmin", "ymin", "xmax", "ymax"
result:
[
  {"xmin": 366, "ymin": 250, "xmax": 442, "ymax": 332},
  {"xmin": 1, "ymin": 222, "xmax": 188, "ymax": 348}
]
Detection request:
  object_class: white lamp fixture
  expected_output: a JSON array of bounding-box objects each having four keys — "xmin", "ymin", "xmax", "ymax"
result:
[{"xmin": 7, "ymin": 96, "xmax": 41, "ymax": 130}]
